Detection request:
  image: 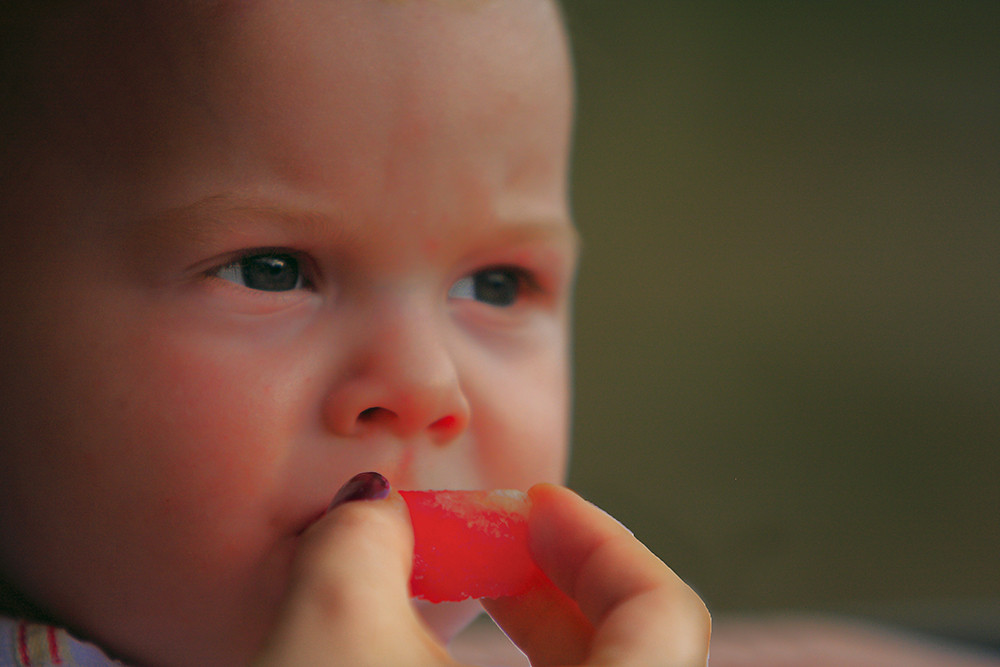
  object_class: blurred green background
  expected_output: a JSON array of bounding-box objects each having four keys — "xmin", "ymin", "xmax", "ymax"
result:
[{"xmin": 560, "ymin": 0, "xmax": 999, "ymax": 648}]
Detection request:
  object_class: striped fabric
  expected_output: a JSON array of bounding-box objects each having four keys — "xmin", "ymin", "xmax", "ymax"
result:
[{"xmin": 0, "ymin": 618, "xmax": 122, "ymax": 667}]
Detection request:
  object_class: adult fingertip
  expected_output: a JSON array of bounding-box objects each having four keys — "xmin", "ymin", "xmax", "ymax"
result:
[
  {"xmin": 258, "ymin": 490, "xmax": 438, "ymax": 666},
  {"xmin": 295, "ymin": 480, "xmax": 414, "ymax": 596},
  {"xmin": 527, "ymin": 481, "xmax": 574, "ymax": 504},
  {"xmin": 328, "ymin": 471, "xmax": 391, "ymax": 510}
]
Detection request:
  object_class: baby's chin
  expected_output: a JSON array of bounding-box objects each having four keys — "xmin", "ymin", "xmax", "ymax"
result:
[{"xmin": 413, "ymin": 598, "xmax": 483, "ymax": 645}]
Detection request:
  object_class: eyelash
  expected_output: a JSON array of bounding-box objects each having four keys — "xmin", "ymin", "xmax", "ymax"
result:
[
  {"xmin": 448, "ymin": 265, "xmax": 541, "ymax": 308},
  {"xmin": 209, "ymin": 251, "xmax": 544, "ymax": 308},
  {"xmin": 209, "ymin": 249, "xmax": 315, "ymax": 293}
]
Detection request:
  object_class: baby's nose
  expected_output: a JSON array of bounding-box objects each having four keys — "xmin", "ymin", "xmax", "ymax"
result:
[{"xmin": 321, "ymin": 315, "xmax": 470, "ymax": 443}]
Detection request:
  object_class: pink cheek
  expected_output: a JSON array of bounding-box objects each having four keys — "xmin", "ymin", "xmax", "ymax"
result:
[{"xmin": 421, "ymin": 238, "xmax": 441, "ymax": 258}]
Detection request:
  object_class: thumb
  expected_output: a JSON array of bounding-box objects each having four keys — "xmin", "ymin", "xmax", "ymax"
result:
[{"xmin": 253, "ymin": 472, "xmax": 452, "ymax": 666}]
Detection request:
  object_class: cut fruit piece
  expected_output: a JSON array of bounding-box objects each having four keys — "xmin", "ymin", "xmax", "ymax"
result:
[{"xmin": 400, "ymin": 489, "xmax": 549, "ymax": 602}]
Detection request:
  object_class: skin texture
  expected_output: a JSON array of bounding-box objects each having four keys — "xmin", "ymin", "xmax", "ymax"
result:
[
  {"xmin": 0, "ymin": 1, "xmax": 711, "ymax": 666},
  {"xmin": 1, "ymin": 0, "xmax": 574, "ymax": 664}
]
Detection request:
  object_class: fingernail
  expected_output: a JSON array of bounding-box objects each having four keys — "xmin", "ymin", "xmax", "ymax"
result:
[{"xmin": 328, "ymin": 472, "xmax": 390, "ymax": 511}]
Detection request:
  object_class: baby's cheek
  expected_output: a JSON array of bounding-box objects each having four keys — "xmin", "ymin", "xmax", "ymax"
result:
[
  {"xmin": 473, "ymin": 380, "xmax": 570, "ymax": 487},
  {"xmin": 115, "ymin": 342, "xmax": 296, "ymax": 537}
]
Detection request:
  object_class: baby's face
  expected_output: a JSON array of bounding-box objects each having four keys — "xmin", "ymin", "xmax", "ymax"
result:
[{"xmin": 0, "ymin": 1, "xmax": 574, "ymax": 664}]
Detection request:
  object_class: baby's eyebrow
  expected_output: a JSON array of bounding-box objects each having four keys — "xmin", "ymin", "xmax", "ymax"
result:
[
  {"xmin": 480, "ymin": 218, "xmax": 580, "ymax": 256},
  {"xmin": 126, "ymin": 193, "xmax": 356, "ymax": 250},
  {"xmin": 125, "ymin": 192, "xmax": 578, "ymax": 261}
]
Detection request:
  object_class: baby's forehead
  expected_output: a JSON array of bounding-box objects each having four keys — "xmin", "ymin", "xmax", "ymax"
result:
[
  {"xmin": 3, "ymin": 0, "xmax": 566, "ymax": 125},
  {"xmin": 3, "ymin": 0, "xmax": 571, "ymax": 232},
  {"xmin": 0, "ymin": 0, "xmax": 572, "ymax": 224}
]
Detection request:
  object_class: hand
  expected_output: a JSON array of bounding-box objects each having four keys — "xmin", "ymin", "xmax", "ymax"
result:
[
  {"xmin": 252, "ymin": 484, "xmax": 454, "ymax": 666},
  {"xmin": 484, "ymin": 484, "xmax": 711, "ymax": 666},
  {"xmin": 253, "ymin": 481, "xmax": 710, "ymax": 666}
]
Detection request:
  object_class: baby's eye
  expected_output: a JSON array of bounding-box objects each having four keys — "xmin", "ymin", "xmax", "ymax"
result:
[
  {"xmin": 213, "ymin": 252, "xmax": 307, "ymax": 292},
  {"xmin": 448, "ymin": 267, "xmax": 531, "ymax": 307}
]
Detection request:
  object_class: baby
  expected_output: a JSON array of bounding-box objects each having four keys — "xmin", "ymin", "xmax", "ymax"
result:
[{"xmin": 0, "ymin": 1, "xmax": 710, "ymax": 665}]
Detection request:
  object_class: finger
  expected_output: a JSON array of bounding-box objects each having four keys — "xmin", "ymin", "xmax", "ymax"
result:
[
  {"xmin": 483, "ymin": 578, "xmax": 594, "ymax": 667},
  {"xmin": 253, "ymin": 480, "xmax": 453, "ymax": 666},
  {"xmin": 499, "ymin": 484, "xmax": 711, "ymax": 666}
]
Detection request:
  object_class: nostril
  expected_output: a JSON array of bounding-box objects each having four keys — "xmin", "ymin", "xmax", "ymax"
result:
[
  {"xmin": 358, "ymin": 407, "xmax": 394, "ymax": 424},
  {"xmin": 352, "ymin": 407, "xmax": 464, "ymax": 440}
]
